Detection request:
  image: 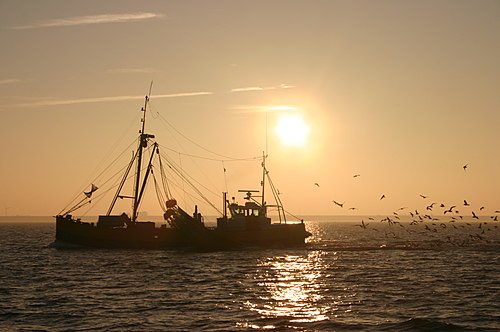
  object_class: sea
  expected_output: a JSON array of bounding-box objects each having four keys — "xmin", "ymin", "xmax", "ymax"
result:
[{"xmin": 0, "ymin": 216, "xmax": 498, "ymax": 332}]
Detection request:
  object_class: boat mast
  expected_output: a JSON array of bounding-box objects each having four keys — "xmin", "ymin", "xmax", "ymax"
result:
[
  {"xmin": 261, "ymin": 151, "xmax": 266, "ymax": 207},
  {"xmin": 132, "ymin": 82, "xmax": 153, "ymax": 222},
  {"xmin": 262, "ymin": 110, "xmax": 268, "ymax": 207}
]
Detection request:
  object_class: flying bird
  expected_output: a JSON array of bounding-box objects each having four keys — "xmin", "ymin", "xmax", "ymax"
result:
[
  {"xmin": 472, "ymin": 211, "xmax": 479, "ymax": 220},
  {"xmin": 332, "ymin": 200, "xmax": 344, "ymax": 208},
  {"xmin": 355, "ymin": 219, "xmax": 368, "ymax": 229},
  {"xmin": 419, "ymin": 194, "xmax": 428, "ymax": 199},
  {"xmin": 444, "ymin": 206, "xmax": 456, "ymax": 214},
  {"xmin": 314, "ymin": 183, "xmax": 320, "ymax": 187},
  {"xmin": 353, "ymin": 174, "xmax": 361, "ymax": 178},
  {"xmin": 463, "ymin": 164, "xmax": 468, "ymax": 171},
  {"xmin": 464, "ymin": 200, "xmax": 470, "ymax": 206},
  {"xmin": 380, "ymin": 194, "xmax": 386, "ymax": 200}
]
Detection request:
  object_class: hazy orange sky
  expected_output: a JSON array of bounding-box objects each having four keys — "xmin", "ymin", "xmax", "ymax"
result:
[{"xmin": 1, "ymin": 1, "xmax": 499, "ymax": 217}]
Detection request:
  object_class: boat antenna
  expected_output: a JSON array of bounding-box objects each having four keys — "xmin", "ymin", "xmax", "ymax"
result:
[
  {"xmin": 265, "ymin": 109, "xmax": 268, "ymax": 157},
  {"xmin": 141, "ymin": 81, "xmax": 153, "ymax": 135}
]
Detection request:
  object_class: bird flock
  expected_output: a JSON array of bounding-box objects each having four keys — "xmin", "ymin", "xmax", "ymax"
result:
[{"xmin": 316, "ymin": 164, "xmax": 499, "ymax": 246}]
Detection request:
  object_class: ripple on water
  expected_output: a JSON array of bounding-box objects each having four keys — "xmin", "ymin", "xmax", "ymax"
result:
[{"xmin": 0, "ymin": 222, "xmax": 499, "ymax": 331}]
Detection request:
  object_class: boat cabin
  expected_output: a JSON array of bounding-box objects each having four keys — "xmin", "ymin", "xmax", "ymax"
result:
[
  {"xmin": 217, "ymin": 200, "xmax": 271, "ymax": 231},
  {"xmin": 228, "ymin": 201, "xmax": 266, "ymax": 220}
]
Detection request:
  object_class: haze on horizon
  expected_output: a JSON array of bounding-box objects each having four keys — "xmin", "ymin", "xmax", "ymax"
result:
[{"xmin": 1, "ymin": 1, "xmax": 499, "ymax": 218}]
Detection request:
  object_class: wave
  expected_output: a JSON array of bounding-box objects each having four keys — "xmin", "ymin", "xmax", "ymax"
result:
[
  {"xmin": 378, "ymin": 317, "xmax": 484, "ymax": 332},
  {"xmin": 238, "ymin": 316, "xmax": 480, "ymax": 332},
  {"xmin": 306, "ymin": 240, "xmax": 500, "ymax": 252},
  {"xmin": 48, "ymin": 240, "xmax": 85, "ymax": 249}
]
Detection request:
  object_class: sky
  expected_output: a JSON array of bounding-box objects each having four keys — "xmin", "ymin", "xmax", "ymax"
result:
[{"xmin": 1, "ymin": 0, "xmax": 499, "ymax": 217}]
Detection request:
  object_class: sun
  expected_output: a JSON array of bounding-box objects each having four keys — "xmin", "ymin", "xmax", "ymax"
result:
[{"xmin": 275, "ymin": 113, "xmax": 310, "ymax": 147}]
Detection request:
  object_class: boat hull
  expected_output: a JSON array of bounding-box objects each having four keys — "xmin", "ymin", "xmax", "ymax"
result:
[
  {"xmin": 213, "ymin": 223, "xmax": 310, "ymax": 248},
  {"xmin": 56, "ymin": 216, "xmax": 188, "ymax": 249},
  {"xmin": 55, "ymin": 216, "xmax": 310, "ymax": 250}
]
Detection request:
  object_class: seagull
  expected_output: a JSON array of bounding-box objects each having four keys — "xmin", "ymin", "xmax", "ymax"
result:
[
  {"xmin": 464, "ymin": 200, "xmax": 470, "ymax": 206},
  {"xmin": 314, "ymin": 183, "xmax": 320, "ymax": 187},
  {"xmin": 426, "ymin": 203, "xmax": 436, "ymax": 211},
  {"xmin": 353, "ymin": 174, "xmax": 361, "ymax": 178},
  {"xmin": 420, "ymin": 194, "xmax": 428, "ymax": 199},
  {"xmin": 380, "ymin": 194, "xmax": 386, "ymax": 200},
  {"xmin": 355, "ymin": 219, "xmax": 368, "ymax": 229},
  {"xmin": 444, "ymin": 206, "xmax": 456, "ymax": 214},
  {"xmin": 463, "ymin": 164, "xmax": 468, "ymax": 171},
  {"xmin": 348, "ymin": 207, "xmax": 357, "ymax": 210},
  {"xmin": 480, "ymin": 206, "xmax": 485, "ymax": 211},
  {"xmin": 332, "ymin": 200, "xmax": 344, "ymax": 208},
  {"xmin": 472, "ymin": 211, "xmax": 479, "ymax": 220}
]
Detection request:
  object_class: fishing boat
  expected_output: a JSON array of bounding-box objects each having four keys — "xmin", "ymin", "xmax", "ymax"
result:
[{"xmin": 55, "ymin": 91, "xmax": 311, "ymax": 250}]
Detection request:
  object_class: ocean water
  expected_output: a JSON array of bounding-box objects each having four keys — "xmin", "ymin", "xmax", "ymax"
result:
[{"xmin": 0, "ymin": 216, "xmax": 499, "ymax": 331}]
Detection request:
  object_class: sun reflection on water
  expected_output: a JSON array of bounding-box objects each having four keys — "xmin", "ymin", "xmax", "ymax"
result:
[{"xmin": 246, "ymin": 251, "xmax": 329, "ymax": 324}]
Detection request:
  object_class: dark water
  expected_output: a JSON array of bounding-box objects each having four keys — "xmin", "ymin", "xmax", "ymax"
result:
[{"xmin": 1, "ymin": 217, "xmax": 499, "ymax": 331}]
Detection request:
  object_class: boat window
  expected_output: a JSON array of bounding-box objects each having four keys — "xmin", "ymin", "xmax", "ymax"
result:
[
  {"xmin": 246, "ymin": 209, "xmax": 260, "ymax": 217},
  {"xmin": 230, "ymin": 207, "xmax": 245, "ymax": 216}
]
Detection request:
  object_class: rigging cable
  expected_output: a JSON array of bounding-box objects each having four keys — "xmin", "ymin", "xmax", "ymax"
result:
[
  {"xmin": 151, "ymin": 169, "xmax": 167, "ymax": 212},
  {"xmin": 160, "ymin": 151, "xmax": 222, "ymax": 200},
  {"xmin": 158, "ymin": 144, "xmax": 260, "ymax": 162},
  {"xmin": 160, "ymin": 151, "xmax": 222, "ymax": 214},
  {"xmin": 58, "ymin": 138, "xmax": 137, "ymax": 215},
  {"xmin": 156, "ymin": 111, "xmax": 259, "ymax": 161},
  {"xmin": 157, "ymin": 147, "xmax": 172, "ymax": 199}
]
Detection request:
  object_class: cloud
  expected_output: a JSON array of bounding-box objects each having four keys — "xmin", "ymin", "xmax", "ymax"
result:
[
  {"xmin": 230, "ymin": 84, "xmax": 296, "ymax": 93},
  {"xmin": 15, "ymin": 91, "xmax": 213, "ymax": 107},
  {"xmin": 230, "ymin": 87, "xmax": 264, "ymax": 93},
  {"xmin": 11, "ymin": 12, "xmax": 163, "ymax": 29},
  {"xmin": 0, "ymin": 79, "xmax": 21, "ymax": 85}
]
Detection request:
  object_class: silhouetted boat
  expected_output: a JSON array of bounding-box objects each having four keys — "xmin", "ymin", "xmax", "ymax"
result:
[{"xmin": 55, "ymin": 90, "xmax": 311, "ymax": 250}]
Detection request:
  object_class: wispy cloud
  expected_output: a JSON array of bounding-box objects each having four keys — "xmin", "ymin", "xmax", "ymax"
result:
[
  {"xmin": 15, "ymin": 91, "xmax": 212, "ymax": 107},
  {"xmin": 11, "ymin": 12, "xmax": 163, "ymax": 29},
  {"xmin": 230, "ymin": 84, "xmax": 295, "ymax": 93},
  {"xmin": 10, "ymin": 82, "xmax": 295, "ymax": 108},
  {"xmin": 0, "ymin": 79, "xmax": 21, "ymax": 85},
  {"xmin": 230, "ymin": 87, "xmax": 264, "ymax": 93}
]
